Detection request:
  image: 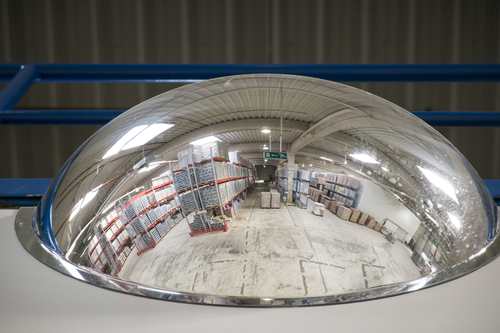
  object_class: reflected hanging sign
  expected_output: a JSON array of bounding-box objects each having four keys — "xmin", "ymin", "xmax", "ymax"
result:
[{"xmin": 264, "ymin": 151, "xmax": 288, "ymax": 160}]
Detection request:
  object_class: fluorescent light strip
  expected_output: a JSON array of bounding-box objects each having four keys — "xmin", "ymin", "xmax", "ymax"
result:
[
  {"xmin": 103, "ymin": 125, "xmax": 148, "ymax": 159},
  {"xmin": 102, "ymin": 123, "xmax": 174, "ymax": 159},
  {"xmin": 350, "ymin": 153, "xmax": 380, "ymax": 165},
  {"xmin": 190, "ymin": 135, "xmax": 221, "ymax": 146},
  {"xmin": 122, "ymin": 123, "xmax": 174, "ymax": 150}
]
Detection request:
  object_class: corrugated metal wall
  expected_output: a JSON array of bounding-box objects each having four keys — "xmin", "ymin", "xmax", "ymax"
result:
[{"xmin": 1, "ymin": 0, "xmax": 499, "ymax": 178}]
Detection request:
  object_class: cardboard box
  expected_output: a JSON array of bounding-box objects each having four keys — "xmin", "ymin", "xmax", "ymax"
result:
[
  {"xmin": 271, "ymin": 191, "xmax": 281, "ymax": 209},
  {"xmin": 336, "ymin": 206, "xmax": 352, "ymax": 220},
  {"xmin": 374, "ymin": 222, "xmax": 383, "ymax": 232},
  {"xmin": 358, "ymin": 213, "xmax": 369, "ymax": 225},
  {"xmin": 328, "ymin": 200, "xmax": 338, "ymax": 214},
  {"xmin": 349, "ymin": 208, "xmax": 361, "ymax": 223},
  {"xmin": 367, "ymin": 218, "xmax": 377, "ymax": 229},
  {"xmin": 261, "ymin": 192, "xmax": 271, "ymax": 208}
]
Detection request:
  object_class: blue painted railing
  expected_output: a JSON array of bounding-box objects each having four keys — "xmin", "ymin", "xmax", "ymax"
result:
[{"xmin": 1, "ymin": 63, "xmax": 499, "ymax": 205}]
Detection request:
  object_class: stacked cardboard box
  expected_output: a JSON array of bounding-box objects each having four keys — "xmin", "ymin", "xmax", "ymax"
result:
[
  {"xmin": 173, "ymin": 169, "xmax": 195, "ymax": 191},
  {"xmin": 189, "ymin": 212, "xmax": 209, "ymax": 231},
  {"xmin": 188, "ymin": 212, "xmax": 226, "ymax": 233},
  {"xmin": 320, "ymin": 195, "xmax": 330, "ymax": 206},
  {"xmin": 336, "ymin": 206, "xmax": 352, "ymax": 221},
  {"xmin": 271, "ymin": 191, "xmax": 281, "ymax": 208},
  {"xmin": 367, "ymin": 218, "xmax": 377, "ymax": 229},
  {"xmin": 349, "ymin": 208, "xmax": 361, "ymax": 223},
  {"xmin": 200, "ymin": 185, "xmax": 219, "ymax": 207},
  {"xmin": 179, "ymin": 191, "xmax": 199, "ymax": 214},
  {"xmin": 178, "ymin": 146, "xmax": 196, "ymax": 167},
  {"xmin": 134, "ymin": 232, "xmax": 155, "ymax": 253},
  {"xmin": 261, "ymin": 192, "xmax": 271, "ymax": 208},
  {"xmin": 308, "ymin": 187, "xmax": 322, "ymax": 202},
  {"xmin": 328, "ymin": 200, "xmax": 338, "ymax": 213},
  {"xmin": 196, "ymin": 163, "xmax": 217, "ymax": 183},
  {"xmin": 192, "ymin": 141, "xmax": 228, "ymax": 162},
  {"xmin": 358, "ymin": 212, "xmax": 369, "ymax": 225}
]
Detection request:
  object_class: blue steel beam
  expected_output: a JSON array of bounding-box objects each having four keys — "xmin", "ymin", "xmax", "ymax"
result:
[
  {"xmin": 0, "ymin": 65, "xmax": 37, "ymax": 111},
  {"xmin": 2, "ymin": 109, "xmax": 500, "ymax": 127},
  {"xmin": 1, "ymin": 64, "xmax": 500, "ymax": 83},
  {"xmin": 0, "ymin": 178, "xmax": 51, "ymax": 206},
  {"xmin": 413, "ymin": 111, "xmax": 500, "ymax": 127},
  {"xmin": 0, "ymin": 109, "xmax": 123, "ymax": 124},
  {"xmin": 1, "ymin": 178, "xmax": 500, "ymax": 206},
  {"xmin": 0, "ymin": 64, "xmax": 21, "ymax": 81}
]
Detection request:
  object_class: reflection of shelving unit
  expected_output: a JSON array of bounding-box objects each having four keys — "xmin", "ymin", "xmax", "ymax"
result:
[
  {"xmin": 176, "ymin": 151, "xmax": 229, "ymax": 235},
  {"xmin": 314, "ymin": 173, "xmax": 361, "ymax": 208},
  {"xmin": 121, "ymin": 171, "xmax": 182, "ymax": 255},
  {"xmin": 87, "ymin": 148, "xmax": 255, "ymax": 271},
  {"xmin": 87, "ymin": 171, "xmax": 183, "ymax": 273},
  {"xmin": 290, "ymin": 169, "xmax": 311, "ymax": 208},
  {"xmin": 175, "ymin": 143, "xmax": 253, "ymax": 236},
  {"xmin": 88, "ymin": 209, "xmax": 132, "ymax": 274}
]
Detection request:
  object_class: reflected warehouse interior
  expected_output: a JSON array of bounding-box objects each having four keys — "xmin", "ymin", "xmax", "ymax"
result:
[{"xmin": 29, "ymin": 75, "xmax": 498, "ymax": 305}]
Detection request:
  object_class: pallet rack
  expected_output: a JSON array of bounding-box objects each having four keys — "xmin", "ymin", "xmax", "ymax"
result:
[
  {"xmin": 175, "ymin": 143, "xmax": 254, "ymax": 236},
  {"xmin": 86, "ymin": 170, "xmax": 183, "ymax": 273}
]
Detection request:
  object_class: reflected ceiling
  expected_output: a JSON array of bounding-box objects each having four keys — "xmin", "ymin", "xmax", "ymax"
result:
[{"xmin": 17, "ymin": 74, "xmax": 500, "ymax": 306}]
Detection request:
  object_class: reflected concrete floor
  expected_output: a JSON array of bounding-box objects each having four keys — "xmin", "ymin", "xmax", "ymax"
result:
[{"xmin": 120, "ymin": 191, "xmax": 421, "ymax": 298}]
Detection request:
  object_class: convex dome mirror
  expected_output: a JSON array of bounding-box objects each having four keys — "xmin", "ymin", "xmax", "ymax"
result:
[{"xmin": 17, "ymin": 74, "xmax": 499, "ymax": 306}]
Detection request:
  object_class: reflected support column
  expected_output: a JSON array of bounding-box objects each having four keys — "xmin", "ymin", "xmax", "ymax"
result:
[{"xmin": 287, "ymin": 153, "xmax": 296, "ymax": 204}]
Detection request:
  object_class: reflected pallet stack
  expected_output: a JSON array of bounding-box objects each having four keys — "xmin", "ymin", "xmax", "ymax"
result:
[
  {"xmin": 118, "ymin": 171, "xmax": 182, "ymax": 255},
  {"xmin": 88, "ymin": 208, "xmax": 132, "ymax": 274},
  {"xmin": 175, "ymin": 140, "xmax": 254, "ymax": 236},
  {"xmin": 87, "ymin": 170, "xmax": 182, "ymax": 273}
]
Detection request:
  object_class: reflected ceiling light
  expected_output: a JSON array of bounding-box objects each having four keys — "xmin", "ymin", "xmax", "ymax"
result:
[
  {"xmin": 261, "ymin": 128, "xmax": 271, "ymax": 134},
  {"xmin": 417, "ymin": 166, "xmax": 458, "ymax": 203},
  {"xmin": 103, "ymin": 125, "xmax": 148, "ymax": 159},
  {"xmin": 320, "ymin": 156, "xmax": 333, "ymax": 162},
  {"xmin": 262, "ymin": 146, "xmax": 269, "ymax": 150},
  {"xmin": 350, "ymin": 153, "xmax": 380, "ymax": 165},
  {"xmin": 190, "ymin": 136, "xmax": 221, "ymax": 146},
  {"xmin": 103, "ymin": 123, "xmax": 173, "ymax": 159},
  {"xmin": 122, "ymin": 123, "xmax": 174, "ymax": 150}
]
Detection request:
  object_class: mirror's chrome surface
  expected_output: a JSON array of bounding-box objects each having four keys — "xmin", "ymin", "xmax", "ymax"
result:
[{"xmin": 17, "ymin": 75, "xmax": 500, "ymax": 306}]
